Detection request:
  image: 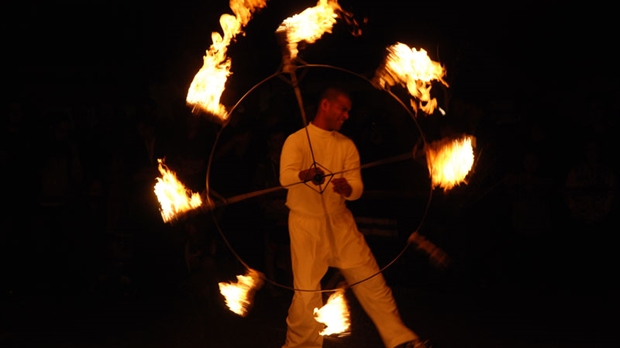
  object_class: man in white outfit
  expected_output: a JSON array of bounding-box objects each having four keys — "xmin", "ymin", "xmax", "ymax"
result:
[{"xmin": 279, "ymin": 87, "xmax": 427, "ymax": 348}]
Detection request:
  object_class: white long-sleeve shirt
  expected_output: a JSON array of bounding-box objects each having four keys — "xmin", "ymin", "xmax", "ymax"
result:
[{"xmin": 280, "ymin": 122, "xmax": 363, "ymax": 217}]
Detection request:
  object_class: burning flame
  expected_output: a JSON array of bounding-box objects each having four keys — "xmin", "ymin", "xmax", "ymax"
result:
[
  {"xmin": 276, "ymin": 0, "xmax": 357, "ymax": 63},
  {"xmin": 219, "ymin": 268, "xmax": 264, "ymax": 317},
  {"xmin": 374, "ymin": 42, "xmax": 448, "ymax": 115},
  {"xmin": 313, "ymin": 289, "xmax": 351, "ymax": 336},
  {"xmin": 186, "ymin": 0, "xmax": 268, "ymax": 120},
  {"xmin": 424, "ymin": 135, "xmax": 476, "ymax": 192},
  {"xmin": 154, "ymin": 159, "xmax": 203, "ymax": 223}
]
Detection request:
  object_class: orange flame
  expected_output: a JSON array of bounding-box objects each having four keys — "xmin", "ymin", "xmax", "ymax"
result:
[
  {"xmin": 154, "ymin": 159, "xmax": 203, "ymax": 223},
  {"xmin": 374, "ymin": 42, "xmax": 448, "ymax": 115},
  {"xmin": 186, "ymin": 0, "xmax": 268, "ymax": 120},
  {"xmin": 218, "ymin": 268, "xmax": 264, "ymax": 317},
  {"xmin": 424, "ymin": 135, "xmax": 476, "ymax": 192},
  {"xmin": 276, "ymin": 0, "xmax": 350, "ymax": 62},
  {"xmin": 313, "ymin": 289, "xmax": 351, "ymax": 336}
]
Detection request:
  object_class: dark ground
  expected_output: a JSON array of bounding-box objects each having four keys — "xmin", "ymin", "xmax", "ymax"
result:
[
  {"xmin": 2, "ymin": 258, "xmax": 617, "ymax": 348},
  {"xmin": 2, "ymin": 199, "xmax": 618, "ymax": 348}
]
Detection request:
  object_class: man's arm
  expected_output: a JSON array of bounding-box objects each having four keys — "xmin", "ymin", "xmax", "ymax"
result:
[{"xmin": 279, "ymin": 135, "xmax": 303, "ymax": 187}]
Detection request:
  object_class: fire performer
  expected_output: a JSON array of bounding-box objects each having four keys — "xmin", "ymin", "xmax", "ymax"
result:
[{"xmin": 279, "ymin": 86, "xmax": 428, "ymax": 348}]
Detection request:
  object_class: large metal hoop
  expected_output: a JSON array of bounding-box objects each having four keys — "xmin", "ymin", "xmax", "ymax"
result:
[{"xmin": 204, "ymin": 63, "xmax": 434, "ymax": 293}]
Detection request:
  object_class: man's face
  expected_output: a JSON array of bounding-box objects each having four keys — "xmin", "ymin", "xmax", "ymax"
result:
[{"xmin": 324, "ymin": 95, "xmax": 351, "ymax": 131}]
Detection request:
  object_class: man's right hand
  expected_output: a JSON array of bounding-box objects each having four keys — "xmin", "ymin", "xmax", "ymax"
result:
[{"xmin": 299, "ymin": 167, "xmax": 325, "ymax": 185}]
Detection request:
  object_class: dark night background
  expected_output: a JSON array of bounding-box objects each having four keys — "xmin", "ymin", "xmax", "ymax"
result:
[{"xmin": 2, "ymin": 1, "xmax": 618, "ymax": 347}]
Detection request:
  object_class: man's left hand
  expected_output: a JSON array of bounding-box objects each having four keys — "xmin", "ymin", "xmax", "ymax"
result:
[{"xmin": 331, "ymin": 178, "xmax": 352, "ymax": 197}]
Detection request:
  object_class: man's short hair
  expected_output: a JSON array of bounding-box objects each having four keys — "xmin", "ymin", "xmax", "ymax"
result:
[{"xmin": 319, "ymin": 86, "xmax": 350, "ymax": 103}]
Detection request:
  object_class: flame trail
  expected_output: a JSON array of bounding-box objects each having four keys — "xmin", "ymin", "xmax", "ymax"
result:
[
  {"xmin": 219, "ymin": 268, "xmax": 264, "ymax": 317},
  {"xmin": 314, "ymin": 289, "xmax": 351, "ymax": 336},
  {"xmin": 154, "ymin": 159, "xmax": 203, "ymax": 223},
  {"xmin": 276, "ymin": 0, "xmax": 360, "ymax": 67},
  {"xmin": 374, "ymin": 42, "xmax": 448, "ymax": 115},
  {"xmin": 424, "ymin": 135, "xmax": 476, "ymax": 191},
  {"xmin": 187, "ymin": 0, "xmax": 268, "ymax": 121}
]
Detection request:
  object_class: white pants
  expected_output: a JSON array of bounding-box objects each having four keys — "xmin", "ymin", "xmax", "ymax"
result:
[{"xmin": 282, "ymin": 210, "xmax": 418, "ymax": 348}]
